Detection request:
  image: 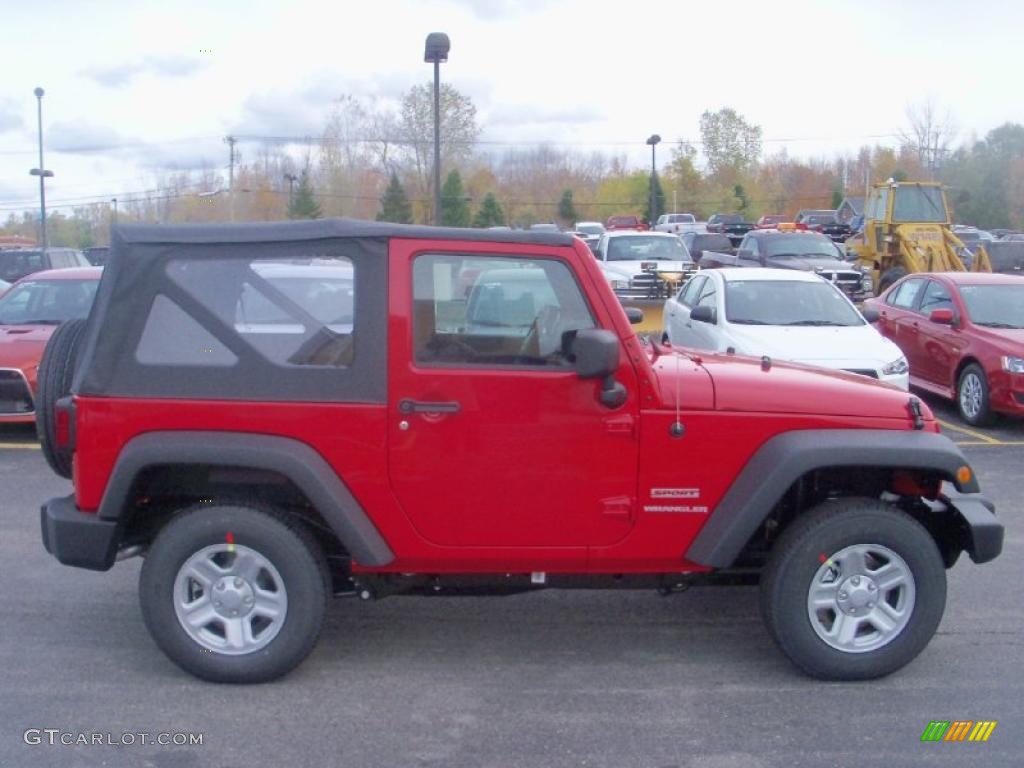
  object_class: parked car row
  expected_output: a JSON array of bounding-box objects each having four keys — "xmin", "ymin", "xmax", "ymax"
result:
[{"xmin": 0, "ymin": 267, "xmax": 104, "ymax": 423}]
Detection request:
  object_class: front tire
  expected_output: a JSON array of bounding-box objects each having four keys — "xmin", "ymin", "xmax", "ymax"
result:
[
  {"xmin": 957, "ymin": 363, "xmax": 995, "ymax": 427},
  {"xmin": 139, "ymin": 504, "xmax": 329, "ymax": 683},
  {"xmin": 760, "ymin": 499, "xmax": 946, "ymax": 680}
]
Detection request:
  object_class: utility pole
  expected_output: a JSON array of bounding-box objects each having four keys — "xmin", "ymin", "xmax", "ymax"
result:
[{"xmin": 225, "ymin": 135, "xmax": 237, "ymax": 221}]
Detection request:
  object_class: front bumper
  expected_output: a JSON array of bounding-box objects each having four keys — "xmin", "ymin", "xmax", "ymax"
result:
[
  {"xmin": 41, "ymin": 495, "xmax": 119, "ymax": 572},
  {"xmin": 931, "ymin": 491, "xmax": 1003, "ymax": 565}
]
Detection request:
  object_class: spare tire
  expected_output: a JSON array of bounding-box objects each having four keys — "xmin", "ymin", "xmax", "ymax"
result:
[{"xmin": 36, "ymin": 318, "xmax": 88, "ymax": 478}]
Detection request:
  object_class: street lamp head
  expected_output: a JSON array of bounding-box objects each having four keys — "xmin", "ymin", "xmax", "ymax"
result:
[
  {"xmin": 646, "ymin": 134, "xmax": 661, "ymax": 147},
  {"xmin": 34, "ymin": 87, "xmax": 44, "ymax": 99},
  {"xmin": 29, "ymin": 168, "xmax": 54, "ymax": 177},
  {"xmin": 424, "ymin": 32, "xmax": 450, "ymax": 63}
]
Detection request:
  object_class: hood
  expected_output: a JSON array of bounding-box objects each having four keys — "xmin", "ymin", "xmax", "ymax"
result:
[
  {"xmin": 970, "ymin": 325, "xmax": 1024, "ymax": 349},
  {"xmin": 724, "ymin": 324, "xmax": 903, "ymax": 368},
  {"xmin": 602, "ymin": 259, "xmax": 693, "ymax": 276},
  {"xmin": 648, "ymin": 345, "xmax": 922, "ymax": 422},
  {"xmin": 0, "ymin": 324, "xmax": 54, "ymax": 371},
  {"xmin": 764, "ymin": 255, "xmax": 851, "ymax": 272}
]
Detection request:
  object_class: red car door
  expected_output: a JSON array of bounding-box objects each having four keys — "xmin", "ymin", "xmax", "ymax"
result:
[
  {"xmin": 386, "ymin": 239, "xmax": 640, "ymax": 553},
  {"xmin": 879, "ymin": 277, "xmax": 927, "ymax": 374},
  {"xmin": 914, "ymin": 278, "xmax": 963, "ymax": 388}
]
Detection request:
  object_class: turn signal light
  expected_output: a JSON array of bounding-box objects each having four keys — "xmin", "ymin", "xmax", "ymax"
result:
[{"xmin": 956, "ymin": 466, "xmax": 973, "ymax": 486}]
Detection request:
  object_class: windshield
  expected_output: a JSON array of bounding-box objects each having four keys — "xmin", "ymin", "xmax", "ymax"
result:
[
  {"xmin": 725, "ymin": 280, "xmax": 864, "ymax": 326},
  {"xmin": 892, "ymin": 186, "xmax": 948, "ymax": 223},
  {"xmin": 0, "ymin": 278, "xmax": 100, "ymax": 325},
  {"xmin": 762, "ymin": 233, "xmax": 842, "ymax": 259},
  {"xmin": 575, "ymin": 223, "xmax": 604, "ymax": 235},
  {"xmin": 669, "ymin": 214, "xmax": 695, "ymax": 223},
  {"xmin": 959, "ymin": 285, "xmax": 1024, "ymax": 328},
  {"xmin": 606, "ymin": 236, "xmax": 690, "ymax": 262},
  {"xmin": 716, "ymin": 214, "xmax": 743, "ymax": 224}
]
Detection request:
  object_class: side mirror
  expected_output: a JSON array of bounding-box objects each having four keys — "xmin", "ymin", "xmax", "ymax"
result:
[
  {"xmin": 861, "ymin": 307, "xmax": 880, "ymax": 323},
  {"xmin": 570, "ymin": 328, "xmax": 620, "ymax": 379},
  {"xmin": 929, "ymin": 308, "xmax": 954, "ymax": 325},
  {"xmin": 737, "ymin": 249, "xmax": 754, "ymax": 259},
  {"xmin": 624, "ymin": 307, "xmax": 644, "ymax": 325},
  {"xmin": 569, "ymin": 329, "xmax": 627, "ymax": 408},
  {"xmin": 690, "ymin": 305, "xmax": 717, "ymax": 324}
]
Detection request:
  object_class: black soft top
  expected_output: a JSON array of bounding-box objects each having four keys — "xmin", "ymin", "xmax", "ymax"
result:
[{"xmin": 116, "ymin": 218, "xmax": 575, "ymax": 247}]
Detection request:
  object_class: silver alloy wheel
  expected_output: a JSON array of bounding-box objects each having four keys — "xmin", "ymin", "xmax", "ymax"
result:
[
  {"xmin": 173, "ymin": 543, "xmax": 288, "ymax": 655},
  {"xmin": 806, "ymin": 543, "xmax": 916, "ymax": 654},
  {"xmin": 959, "ymin": 372, "xmax": 983, "ymax": 420}
]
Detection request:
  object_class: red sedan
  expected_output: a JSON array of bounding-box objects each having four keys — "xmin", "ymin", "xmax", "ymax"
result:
[
  {"xmin": 0, "ymin": 267, "xmax": 102, "ymax": 424},
  {"xmin": 864, "ymin": 272, "xmax": 1024, "ymax": 425}
]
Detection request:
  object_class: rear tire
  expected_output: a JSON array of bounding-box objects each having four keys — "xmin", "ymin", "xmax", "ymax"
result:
[
  {"xmin": 36, "ymin": 318, "xmax": 88, "ymax": 478},
  {"xmin": 878, "ymin": 267, "xmax": 907, "ymax": 293},
  {"xmin": 139, "ymin": 504, "xmax": 330, "ymax": 683},
  {"xmin": 760, "ymin": 498, "xmax": 946, "ymax": 680}
]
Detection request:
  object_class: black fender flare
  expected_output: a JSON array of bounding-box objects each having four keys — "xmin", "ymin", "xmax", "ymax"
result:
[
  {"xmin": 685, "ymin": 429, "xmax": 979, "ymax": 569},
  {"xmin": 97, "ymin": 431, "xmax": 394, "ymax": 566}
]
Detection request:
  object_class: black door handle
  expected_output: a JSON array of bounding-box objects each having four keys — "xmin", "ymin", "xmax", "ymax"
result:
[{"xmin": 398, "ymin": 399, "xmax": 461, "ymax": 414}]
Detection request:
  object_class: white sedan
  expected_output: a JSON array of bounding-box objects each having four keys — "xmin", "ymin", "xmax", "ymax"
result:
[{"xmin": 662, "ymin": 267, "xmax": 910, "ymax": 389}]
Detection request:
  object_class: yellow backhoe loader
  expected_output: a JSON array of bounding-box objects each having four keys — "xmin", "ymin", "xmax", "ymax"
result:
[{"xmin": 847, "ymin": 181, "xmax": 991, "ymax": 293}]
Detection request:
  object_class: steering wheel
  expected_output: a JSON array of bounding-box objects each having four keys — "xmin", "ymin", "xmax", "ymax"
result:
[{"xmin": 517, "ymin": 305, "xmax": 562, "ymax": 361}]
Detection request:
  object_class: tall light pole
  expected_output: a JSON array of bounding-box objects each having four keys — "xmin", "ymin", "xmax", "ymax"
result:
[
  {"xmin": 30, "ymin": 87, "xmax": 53, "ymax": 250},
  {"xmin": 284, "ymin": 172, "xmax": 298, "ymax": 207},
  {"xmin": 424, "ymin": 32, "xmax": 450, "ymax": 226},
  {"xmin": 646, "ymin": 134, "xmax": 661, "ymax": 225}
]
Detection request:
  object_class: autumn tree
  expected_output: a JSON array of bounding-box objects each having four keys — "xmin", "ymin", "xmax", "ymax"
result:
[
  {"xmin": 377, "ymin": 172, "xmax": 413, "ymax": 223},
  {"xmin": 400, "ymin": 83, "xmax": 480, "ymax": 221},
  {"xmin": 440, "ymin": 170, "xmax": 471, "ymax": 227},
  {"xmin": 472, "ymin": 192, "xmax": 505, "ymax": 228},
  {"xmin": 288, "ymin": 169, "xmax": 322, "ymax": 219},
  {"xmin": 699, "ymin": 108, "xmax": 763, "ymax": 180}
]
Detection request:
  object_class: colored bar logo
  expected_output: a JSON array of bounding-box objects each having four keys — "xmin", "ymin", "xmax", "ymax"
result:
[{"xmin": 921, "ymin": 721, "xmax": 997, "ymax": 742}]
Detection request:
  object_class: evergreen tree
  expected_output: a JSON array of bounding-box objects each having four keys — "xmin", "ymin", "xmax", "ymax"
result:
[
  {"xmin": 377, "ymin": 172, "xmax": 413, "ymax": 223},
  {"xmin": 472, "ymin": 192, "xmax": 506, "ymax": 228},
  {"xmin": 557, "ymin": 189, "xmax": 578, "ymax": 225},
  {"xmin": 440, "ymin": 170, "xmax": 471, "ymax": 227},
  {"xmin": 644, "ymin": 172, "xmax": 666, "ymax": 224},
  {"xmin": 831, "ymin": 183, "xmax": 844, "ymax": 209},
  {"xmin": 288, "ymin": 169, "xmax": 322, "ymax": 219}
]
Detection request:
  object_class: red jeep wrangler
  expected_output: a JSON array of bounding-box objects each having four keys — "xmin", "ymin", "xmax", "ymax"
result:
[{"xmin": 38, "ymin": 220, "xmax": 1002, "ymax": 683}]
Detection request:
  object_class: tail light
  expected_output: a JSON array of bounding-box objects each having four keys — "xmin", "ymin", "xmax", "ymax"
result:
[{"xmin": 55, "ymin": 396, "xmax": 76, "ymax": 452}]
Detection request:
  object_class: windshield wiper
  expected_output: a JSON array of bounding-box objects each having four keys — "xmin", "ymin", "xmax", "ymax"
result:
[
  {"xmin": 10, "ymin": 318, "xmax": 61, "ymax": 325},
  {"xmin": 782, "ymin": 319, "xmax": 853, "ymax": 326},
  {"xmin": 729, "ymin": 318, "xmax": 771, "ymax": 325}
]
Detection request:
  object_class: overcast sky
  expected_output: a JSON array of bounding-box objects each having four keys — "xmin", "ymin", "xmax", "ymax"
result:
[{"xmin": 1, "ymin": 0, "xmax": 1021, "ymax": 216}]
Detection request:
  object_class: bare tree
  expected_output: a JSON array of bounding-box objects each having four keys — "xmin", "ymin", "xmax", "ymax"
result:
[{"xmin": 899, "ymin": 99, "xmax": 957, "ymax": 180}]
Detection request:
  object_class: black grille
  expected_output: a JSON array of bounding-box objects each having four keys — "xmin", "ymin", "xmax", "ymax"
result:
[{"xmin": 0, "ymin": 369, "xmax": 33, "ymax": 414}]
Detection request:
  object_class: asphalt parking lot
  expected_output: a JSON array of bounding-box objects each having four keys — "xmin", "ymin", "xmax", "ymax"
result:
[{"xmin": 1, "ymin": 392, "xmax": 1021, "ymax": 768}]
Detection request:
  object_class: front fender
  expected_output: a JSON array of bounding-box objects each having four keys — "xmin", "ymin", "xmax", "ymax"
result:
[{"xmin": 685, "ymin": 429, "xmax": 982, "ymax": 569}]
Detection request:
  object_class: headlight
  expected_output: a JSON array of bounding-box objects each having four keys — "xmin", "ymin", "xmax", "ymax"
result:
[
  {"xmin": 1003, "ymin": 356, "xmax": 1024, "ymax": 373},
  {"xmin": 882, "ymin": 357, "xmax": 909, "ymax": 375},
  {"xmin": 860, "ymin": 275, "xmax": 874, "ymax": 292},
  {"xmin": 609, "ymin": 279, "xmax": 629, "ymax": 290}
]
